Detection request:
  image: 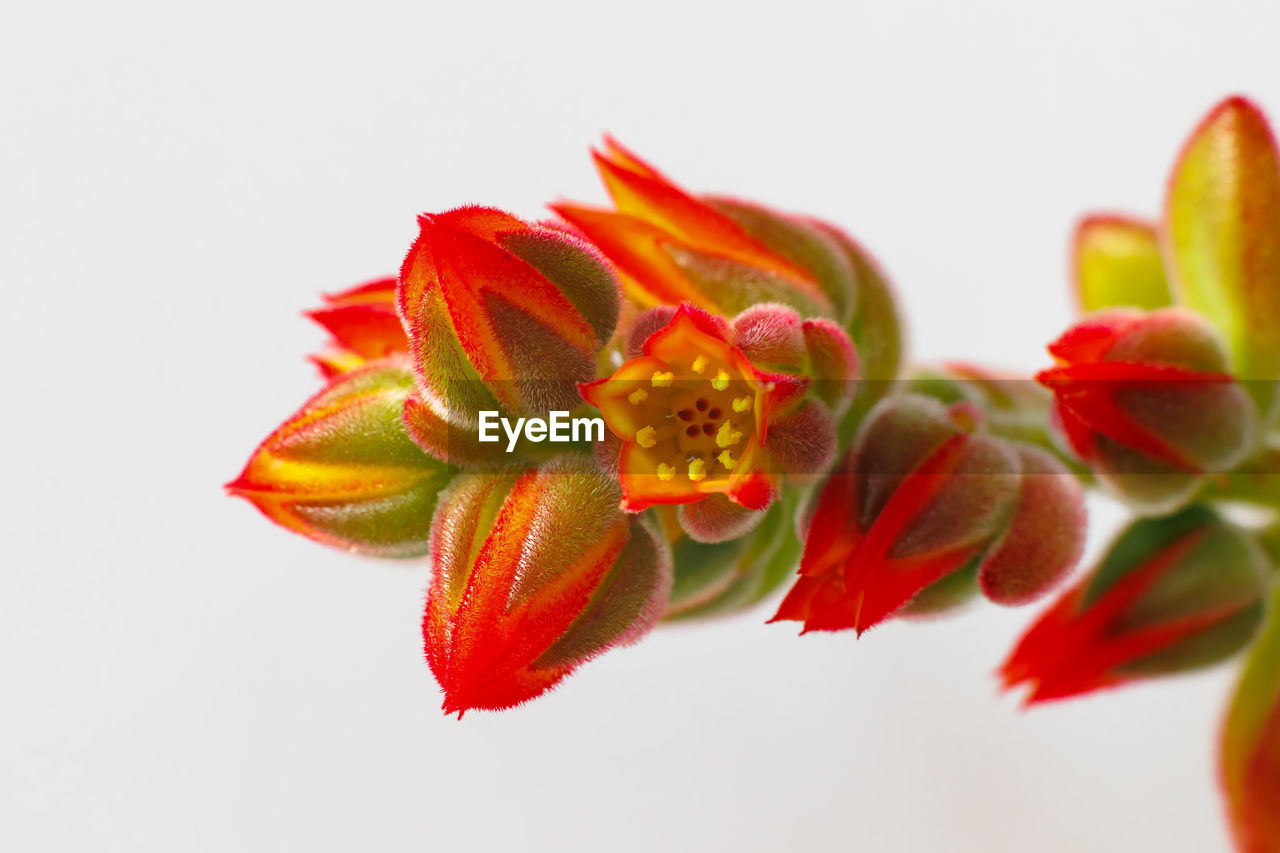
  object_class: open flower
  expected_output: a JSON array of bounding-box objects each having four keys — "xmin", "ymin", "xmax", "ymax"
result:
[
  {"xmin": 772, "ymin": 394, "xmax": 1085, "ymax": 635},
  {"xmin": 580, "ymin": 303, "xmax": 838, "ymax": 515},
  {"xmin": 1037, "ymin": 307, "xmax": 1258, "ymax": 514},
  {"xmin": 1002, "ymin": 505, "xmax": 1268, "ymax": 705}
]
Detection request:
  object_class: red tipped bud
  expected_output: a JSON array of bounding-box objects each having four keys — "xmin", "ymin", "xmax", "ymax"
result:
[
  {"xmin": 1002, "ymin": 505, "xmax": 1268, "ymax": 705},
  {"xmin": 399, "ymin": 206, "xmax": 620, "ymax": 426},
  {"xmin": 1038, "ymin": 307, "xmax": 1258, "ymax": 514},
  {"xmin": 425, "ymin": 456, "xmax": 672, "ymax": 715},
  {"xmin": 227, "ymin": 362, "xmax": 455, "ymax": 556},
  {"xmin": 772, "ymin": 394, "xmax": 1085, "ymax": 634}
]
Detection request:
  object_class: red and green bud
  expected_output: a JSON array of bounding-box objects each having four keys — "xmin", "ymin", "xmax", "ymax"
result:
[
  {"xmin": 399, "ymin": 206, "xmax": 621, "ymax": 426},
  {"xmin": 227, "ymin": 361, "xmax": 455, "ymax": 556},
  {"xmin": 306, "ymin": 276, "xmax": 408, "ymax": 378},
  {"xmin": 1038, "ymin": 307, "xmax": 1258, "ymax": 515},
  {"xmin": 772, "ymin": 394, "xmax": 1085, "ymax": 634},
  {"xmin": 1002, "ymin": 505, "xmax": 1268, "ymax": 705},
  {"xmin": 1222, "ymin": 575, "xmax": 1280, "ymax": 853},
  {"xmin": 551, "ymin": 138, "xmax": 845, "ymax": 320},
  {"xmin": 1165, "ymin": 96, "xmax": 1280, "ymax": 424},
  {"xmin": 580, "ymin": 303, "xmax": 842, "ymax": 517},
  {"xmin": 1073, "ymin": 216, "xmax": 1172, "ymax": 314},
  {"xmin": 424, "ymin": 456, "xmax": 672, "ymax": 715}
]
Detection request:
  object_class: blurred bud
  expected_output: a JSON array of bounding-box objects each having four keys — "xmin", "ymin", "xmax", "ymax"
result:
[
  {"xmin": 1222, "ymin": 576, "xmax": 1280, "ymax": 853},
  {"xmin": 661, "ymin": 490, "xmax": 806, "ymax": 620},
  {"xmin": 551, "ymin": 138, "xmax": 847, "ymax": 319},
  {"xmin": 227, "ymin": 362, "xmax": 455, "ymax": 556},
  {"xmin": 1072, "ymin": 216, "xmax": 1172, "ymax": 314},
  {"xmin": 1038, "ymin": 307, "xmax": 1258, "ymax": 515},
  {"xmin": 305, "ymin": 276, "xmax": 408, "ymax": 378},
  {"xmin": 1165, "ymin": 96, "xmax": 1280, "ymax": 423},
  {"xmin": 771, "ymin": 394, "xmax": 1085, "ymax": 634},
  {"xmin": 399, "ymin": 206, "xmax": 620, "ymax": 426},
  {"xmin": 1002, "ymin": 505, "xmax": 1268, "ymax": 705},
  {"xmin": 425, "ymin": 456, "xmax": 672, "ymax": 715},
  {"xmin": 580, "ymin": 303, "xmax": 837, "ymax": 516}
]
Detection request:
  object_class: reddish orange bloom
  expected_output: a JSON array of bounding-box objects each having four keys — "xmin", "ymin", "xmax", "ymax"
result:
[
  {"xmin": 773, "ymin": 395, "xmax": 1084, "ymax": 635},
  {"xmin": 306, "ymin": 276, "xmax": 408, "ymax": 378},
  {"xmin": 551, "ymin": 138, "xmax": 832, "ymax": 316},
  {"xmin": 580, "ymin": 304, "xmax": 811, "ymax": 513},
  {"xmin": 425, "ymin": 457, "xmax": 671, "ymax": 715},
  {"xmin": 1002, "ymin": 506, "xmax": 1267, "ymax": 705}
]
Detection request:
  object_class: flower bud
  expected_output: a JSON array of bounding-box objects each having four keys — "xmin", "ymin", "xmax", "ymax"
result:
[
  {"xmin": 771, "ymin": 394, "xmax": 1085, "ymax": 634},
  {"xmin": 227, "ymin": 361, "xmax": 455, "ymax": 556},
  {"xmin": 425, "ymin": 456, "xmax": 672, "ymax": 715},
  {"xmin": 550, "ymin": 138, "xmax": 844, "ymax": 320},
  {"xmin": 305, "ymin": 276, "xmax": 408, "ymax": 378},
  {"xmin": 1038, "ymin": 307, "xmax": 1258, "ymax": 514},
  {"xmin": 1222, "ymin": 577, "xmax": 1280, "ymax": 853},
  {"xmin": 580, "ymin": 303, "xmax": 839, "ymax": 516},
  {"xmin": 399, "ymin": 206, "xmax": 621, "ymax": 426},
  {"xmin": 1165, "ymin": 96, "xmax": 1280, "ymax": 423},
  {"xmin": 1002, "ymin": 505, "xmax": 1268, "ymax": 705}
]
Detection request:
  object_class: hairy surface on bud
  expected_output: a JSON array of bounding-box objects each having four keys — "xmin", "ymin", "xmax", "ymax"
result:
[
  {"xmin": 399, "ymin": 206, "xmax": 620, "ymax": 426},
  {"xmin": 1038, "ymin": 307, "xmax": 1258, "ymax": 515},
  {"xmin": 227, "ymin": 362, "xmax": 455, "ymax": 556},
  {"xmin": 1002, "ymin": 505, "xmax": 1267, "ymax": 705},
  {"xmin": 425, "ymin": 456, "xmax": 672, "ymax": 715},
  {"xmin": 772, "ymin": 395, "xmax": 1084, "ymax": 635}
]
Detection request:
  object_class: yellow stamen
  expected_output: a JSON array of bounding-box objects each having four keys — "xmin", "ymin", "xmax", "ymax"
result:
[
  {"xmin": 691, "ymin": 355, "xmax": 708, "ymax": 374},
  {"xmin": 732, "ymin": 396, "xmax": 752, "ymax": 412},
  {"xmin": 716, "ymin": 421, "xmax": 743, "ymax": 448},
  {"xmin": 628, "ymin": 388, "xmax": 649, "ymax": 405},
  {"xmin": 688, "ymin": 458, "xmax": 707, "ymax": 482},
  {"xmin": 656, "ymin": 463, "xmax": 675, "ymax": 481},
  {"xmin": 717, "ymin": 450, "xmax": 736, "ymax": 470},
  {"xmin": 651, "ymin": 371, "xmax": 674, "ymax": 387},
  {"xmin": 636, "ymin": 426, "xmax": 657, "ymax": 448},
  {"xmin": 711, "ymin": 370, "xmax": 730, "ymax": 391}
]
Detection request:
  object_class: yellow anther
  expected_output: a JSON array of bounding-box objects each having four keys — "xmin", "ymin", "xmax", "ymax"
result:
[
  {"xmin": 651, "ymin": 371, "xmax": 674, "ymax": 387},
  {"xmin": 732, "ymin": 396, "xmax": 752, "ymax": 412},
  {"xmin": 628, "ymin": 388, "xmax": 649, "ymax": 405},
  {"xmin": 636, "ymin": 426, "xmax": 657, "ymax": 448},
  {"xmin": 688, "ymin": 458, "xmax": 708, "ymax": 482},
  {"xmin": 717, "ymin": 450, "xmax": 736, "ymax": 470},
  {"xmin": 691, "ymin": 355, "xmax": 708, "ymax": 374},
  {"xmin": 656, "ymin": 463, "xmax": 675, "ymax": 481},
  {"xmin": 711, "ymin": 369, "xmax": 730, "ymax": 391},
  {"xmin": 716, "ymin": 421, "xmax": 743, "ymax": 448}
]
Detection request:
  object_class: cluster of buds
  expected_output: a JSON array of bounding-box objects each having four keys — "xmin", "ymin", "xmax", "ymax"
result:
[{"xmin": 229, "ymin": 93, "xmax": 1280, "ymax": 851}]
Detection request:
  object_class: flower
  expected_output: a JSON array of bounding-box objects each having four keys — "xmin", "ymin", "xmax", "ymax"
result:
[
  {"xmin": 1002, "ymin": 505, "xmax": 1268, "ymax": 705},
  {"xmin": 424, "ymin": 456, "xmax": 672, "ymax": 715},
  {"xmin": 771, "ymin": 394, "xmax": 1085, "ymax": 635},
  {"xmin": 1037, "ymin": 307, "xmax": 1258, "ymax": 514},
  {"xmin": 227, "ymin": 361, "xmax": 456, "ymax": 556},
  {"xmin": 398, "ymin": 205, "xmax": 620, "ymax": 426},
  {"xmin": 580, "ymin": 303, "xmax": 839, "ymax": 515},
  {"xmin": 305, "ymin": 276, "xmax": 408, "ymax": 378}
]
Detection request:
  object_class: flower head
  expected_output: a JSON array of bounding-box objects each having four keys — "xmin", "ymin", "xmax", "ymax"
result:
[
  {"xmin": 1037, "ymin": 307, "xmax": 1258, "ymax": 514},
  {"xmin": 581, "ymin": 303, "xmax": 839, "ymax": 514},
  {"xmin": 1002, "ymin": 505, "xmax": 1268, "ymax": 705},
  {"xmin": 425, "ymin": 456, "xmax": 672, "ymax": 715},
  {"xmin": 772, "ymin": 394, "xmax": 1085, "ymax": 635}
]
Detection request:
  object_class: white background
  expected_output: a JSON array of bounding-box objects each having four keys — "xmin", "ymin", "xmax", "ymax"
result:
[{"xmin": 3, "ymin": 1, "xmax": 1277, "ymax": 850}]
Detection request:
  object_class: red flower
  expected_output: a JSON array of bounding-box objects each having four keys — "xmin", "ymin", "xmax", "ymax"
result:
[
  {"xmin": 306, "ymin": 276, "xmax": 408, "ymax": 378},
  {"xmin": 580, "ymin": 303, "xmax": 833, "ymax": 513},
  {"xmin": 1002, "ymin": 505, "xmax": 1267, "ymax": 705},
  {"xmin": 772, "ymin": 394, "xmax": 1085, "ymax": 635}
]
